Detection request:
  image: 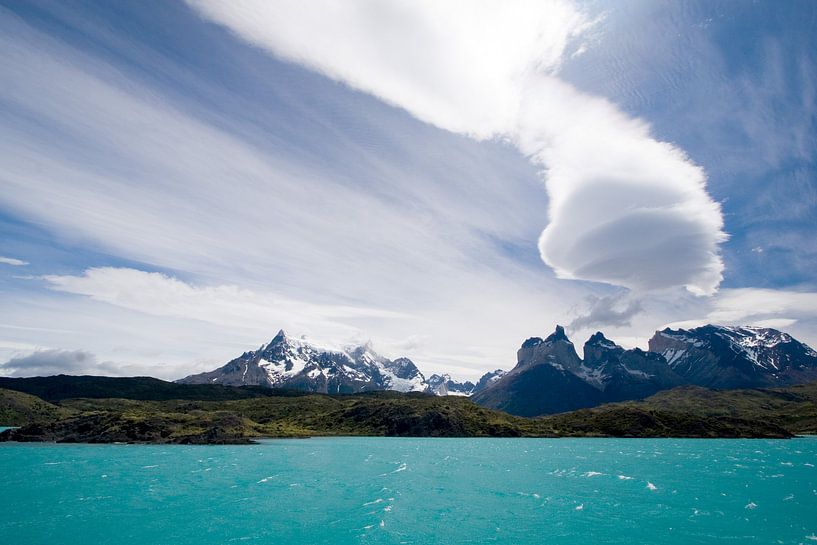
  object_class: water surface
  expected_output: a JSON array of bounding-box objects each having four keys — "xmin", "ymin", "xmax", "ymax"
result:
[{"xmin": 2, "ymin": 437, "xmax": 816, "ymax": 544}]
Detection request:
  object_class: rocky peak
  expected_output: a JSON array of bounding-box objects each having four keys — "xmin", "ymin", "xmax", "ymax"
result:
[
  {"xmin": 521, "ymin": 337, "xmax": 544, "ymax": 349},
  {"xmin": 516, "ymin": 325, "xmax": 581, "ymax": 372},
  {"xmin": 385, "ymin": 357, "xmax": 423, "ymax": 380},
  {"xmin": 586, "ymin": 331, "xmax": 617, "ymax": 347},
  {"xmin": 269, "ymin": 329, "xmax": 287, "ymax": 345},
  {"xmin": 545, "ymin": 325, "xmax": 570, "ymax": 343},
  {"xmin": 648, "ymin": 324, "xmax": 817, "ymax": 388},
  {"xmin": 472, "ymin": 369, "xmax": 506, "ymax": 394},
  {"xmin": 583, "ymin": 332, "xmax": 623, "ymax": 367}
]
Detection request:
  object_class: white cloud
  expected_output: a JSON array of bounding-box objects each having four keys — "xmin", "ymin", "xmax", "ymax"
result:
[
  {"xmin": 42, "ymin": 267, "xmax": 407, "ymax": 343},
  {"xmin": 0, "ymin": 256, "xmax": 28, "ymax": 266},
  {"xmin": 34, "ymin": 266, "xmax": 579, "ymax": 380},
  {"xmin": 188, "ymin": 0, "xmax": 727, "ymax": 295},
  {"xmin": 0, "ymin": 9, "xmax": 592, "ymax": 380},
  {"xmin": 706, "ymin": 288, "xmax": 817, "ymax": 324},
  {"xmin": 33, "ymin": 267, "xmax": 570, "ymax": 380},
  {"xmin": 0, "ymin": 3, "xmax": 739, "ymax": 380},
  {"xmin": 657, "ymin": 287, "xmax": 817, "ymax": 350}
]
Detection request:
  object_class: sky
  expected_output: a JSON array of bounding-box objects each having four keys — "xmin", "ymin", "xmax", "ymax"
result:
[{"xmin": 1, "ymin": 0, "xmax": 816, "ymax": 381}]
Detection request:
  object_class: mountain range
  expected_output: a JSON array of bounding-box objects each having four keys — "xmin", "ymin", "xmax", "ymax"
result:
[
  {"xmin": 473, "ymin": 324, "xmax": 817, "ymax": 416},
  {"xmin": 179, "ymin": 324, "xmax": 817, "ymax": 417},
  {"xmin": 178, "ymin": 330, "xmax": 497, "ymax": 396}
]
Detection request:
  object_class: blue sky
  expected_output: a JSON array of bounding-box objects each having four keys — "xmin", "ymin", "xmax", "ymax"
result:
[{"xmin": 1, "ymin": 0, "xmax": 816, "ymax": 380}]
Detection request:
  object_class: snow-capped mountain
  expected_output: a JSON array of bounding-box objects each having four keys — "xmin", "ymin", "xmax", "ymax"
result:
[
  {"xmin": 426, "ymin": 374, "xmax": 476, "ymax": 396},
  {"xmin": 648, "ymin": 325, "xmax": 817, "ymax": 388},
  {"xmin": 178, "ymin": 330, "xmax": 428, "ymax": 394},
  {"xmin": 473, "ymin": 324, "xmax": 817, "ymax": 416}
]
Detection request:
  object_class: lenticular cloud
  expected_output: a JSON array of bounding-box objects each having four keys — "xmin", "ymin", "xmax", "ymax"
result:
[{"xmin": 188, "ymin": 0, "xmax": 726, "ymax": 295}]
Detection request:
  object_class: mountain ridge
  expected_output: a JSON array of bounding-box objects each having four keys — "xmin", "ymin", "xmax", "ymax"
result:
[
  {"xmin": 473, "ymin": 323, "xmax": 817, "ymax": 416},
  {"xmin": 177, "ymin": 330, "xmax": 489, "ymax": 396}
]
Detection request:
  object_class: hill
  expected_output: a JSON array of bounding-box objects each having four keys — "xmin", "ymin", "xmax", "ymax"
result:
[
  {"xmin": 2, "ymin": 376, "xmax": 815, "ymax": 442},
  {"xmin": 541, "ymin": 383, "xmax": 817, "ymax": 437},
  {"xmin": 0, "ymin": 388, "xmax": 69, "ymax": 426},
  {"xmin": 0, "ymin": 375, "xmax": 283, "ymax": 402}
]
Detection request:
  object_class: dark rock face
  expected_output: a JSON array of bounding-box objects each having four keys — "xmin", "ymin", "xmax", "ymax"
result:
[
  {"xmin": 515, "ymin": 326, "xmax": 582, "ymax": 373},
  {"xmin": 473, "ymin": 324, "xmax": 817, "ymax": 417},
  {"xmin": 471, "ymin": 361, "xmax": 605, "ymax": 417},
  {"xmin": 648, "ymin": 325, "xmax": 817, "ymax": 388},
  {"xmin": 472, "ymin": 326, "xmax": 603, "ymax": 416},
  {"xmin": 472, "ymin": 370, "xmax": 506, "ymax": 394},
  {"xmin": 178, "ymin": 330, "xmax": 428, "ymax": 394},
  {"xmin": 579, "ymin": 332, "xmax": 685, "ymax": 402}
]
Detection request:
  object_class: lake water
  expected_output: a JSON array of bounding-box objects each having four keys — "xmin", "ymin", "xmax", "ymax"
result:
[{"xmin": 1, "ymin": 437, "xmax": 816, "ymax": 544}]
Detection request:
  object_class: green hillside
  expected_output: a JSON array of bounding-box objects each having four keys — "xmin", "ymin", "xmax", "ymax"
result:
[
  {"xmin": 0, "ymin": 388, "xmax": 70, "ymax": 426},
  {"xmin": 1, "ymin": 376, "xmax": 816, "ymax": 443}
]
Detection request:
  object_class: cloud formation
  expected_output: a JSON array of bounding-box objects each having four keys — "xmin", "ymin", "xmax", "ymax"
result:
[
  {"xmin": 0, "ymin": 256, "xmax": 28, "ymax": 266},
  {"xmin": 189, "ymin": 0, "xmax": 727, "ymax": 294},
  {"xmin": 1, "ymin": 348, "xmax": 111, "ymax": 377},
  {"xmin": 42, "ymin": 267, "xmax": 407, "ymax": 344},
  {"xmin": 568, "ymin": 292, "xmax": 644, "ymax": 332},
  {"xmin": 659, "ymin": 288, "xmax": 817, "ymax": 348}
]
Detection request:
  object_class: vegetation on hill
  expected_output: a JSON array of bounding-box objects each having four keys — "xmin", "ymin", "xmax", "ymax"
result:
[
  {"xmin": 0, "ymin": 376, "xmax": 815, "ymax": 443},
  {"xmin": 0, "ymin": 388, "xmax": 70, "ymax": 426}
]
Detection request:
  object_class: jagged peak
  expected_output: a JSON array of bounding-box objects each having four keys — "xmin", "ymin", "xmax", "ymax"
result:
[
  {"xmin": 521, "ymin": 337, "xmax": 544, "ymax": 349},
  {"xmin": 390, "ymin": 356, "xmax": 415, "ymax": 365},
  {"xmin": 586, "ymin": 331, "xmax": 620, "ymax": 349},
  {"xmin": 545, "ymin": 325, "xmax": 570, "ymax": 343}
]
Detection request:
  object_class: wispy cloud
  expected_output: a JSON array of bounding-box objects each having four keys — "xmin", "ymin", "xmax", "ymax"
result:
[
  {"xmin": 188, "ymin": 0, "xmax": 727, "ymax": 295},
  {"xmin": 0, "ymin": 256, "xmax": 28, "ymax": 266},
  {"xmin": 0, "ymin": 4, "xmax": 600, "ymax": 378},
  {"xmin": 42, "ymin": 267, "xmax": 408, "ymax": 341}
]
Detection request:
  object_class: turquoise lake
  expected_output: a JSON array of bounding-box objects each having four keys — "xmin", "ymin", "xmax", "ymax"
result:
[{"xmin": 1, "ymin": 437, "xmax": 816, "ymax": 544}]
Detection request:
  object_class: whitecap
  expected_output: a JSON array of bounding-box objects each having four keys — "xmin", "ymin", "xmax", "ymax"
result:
[
  {"xmin": 582, "ymin": 471, "xmax": 603, "ymax": 478},
  {"xmin": 745, "ymin": 502, "xmax": 757, "ymax": 510},
  {"xmin": 363, "ymin": 498, "xmax": 384, "ymax": 506},
  {"xmin": 575, "ymin": 504, "xmax": 584, "ymax": 511},
  {"xmin": 618, "ymin": 475, "xmax": 634, "ymax": 480},
  {"xmin": 646, "ymin": 482, "xmax": 658, "ymax": 491}
]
